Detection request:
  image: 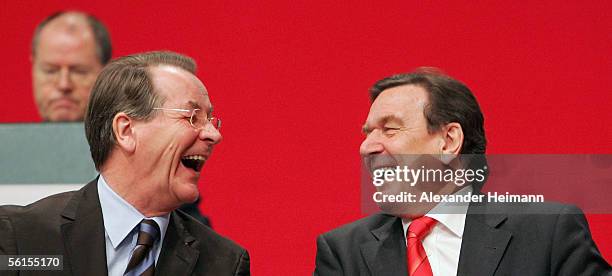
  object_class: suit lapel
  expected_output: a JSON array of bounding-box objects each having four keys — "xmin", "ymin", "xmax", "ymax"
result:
[
  {"xmin": 60, "ymin": 180, "xmax": 108, "ymax": 276},
  {"xmin": 156, "ymin": 211, "xmax": 200, "ymax": 275},
  {"xmin": 457, "ymin": 203, "xmax": 512, "ymax": 276},
  {"xmin": 360, "ymin": 216, "xmax": 407, "ymax": 276}
]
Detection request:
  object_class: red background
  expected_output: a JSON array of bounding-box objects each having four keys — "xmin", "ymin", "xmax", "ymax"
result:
[{"xmin": 1, "ymin": 1, "xmax": 610, "ymax": 274}]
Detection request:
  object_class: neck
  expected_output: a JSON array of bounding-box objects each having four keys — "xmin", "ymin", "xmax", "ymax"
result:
[
  {"xmin": 100, "ymin": 164, "xmax": 177, "ymax": 218},
  {"xmin": 398, "ymin": 180, "xmax": 464, "ymax": 218}
]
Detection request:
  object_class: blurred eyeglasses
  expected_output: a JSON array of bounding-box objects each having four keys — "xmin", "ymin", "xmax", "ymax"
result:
[{"xmin": 35, "ymin": 65, "xmax": 97, "ymax": 85}]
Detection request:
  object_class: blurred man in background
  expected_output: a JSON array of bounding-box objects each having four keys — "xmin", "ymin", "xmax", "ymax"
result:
[{"xmin": 31, "ymin": 11, "xmax": 110, "ymax": 122}]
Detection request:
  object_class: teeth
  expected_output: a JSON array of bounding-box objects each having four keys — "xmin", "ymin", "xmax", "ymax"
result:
[
  {"xmin": 182, "ymin": 155, "xmax": 206, "ymax": 160},
  {"xmin": 181, "ymin": 155, "xmax": 207, "ymax": 172},
  {"xmin": 373, "ymin": 166, "xmax": 395, "ymax": 172}
]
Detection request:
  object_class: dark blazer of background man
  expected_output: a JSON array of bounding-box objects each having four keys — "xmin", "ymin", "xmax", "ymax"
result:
[
  {"xmin": 0, "ymin": 51, "xmax": 249, "ymax": 275},
  {"xmin": 313, "ymin": 69, "xmax": 611, "ymax": 276},
  {"xmin": 31, "ymin": 10, "xmax": 210, "ymax": 226}
]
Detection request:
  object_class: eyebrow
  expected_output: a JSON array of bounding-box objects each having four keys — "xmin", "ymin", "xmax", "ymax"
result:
[
  {"xmin": 362, "ymin": 115, "xmax": 404, "ymax": 133},
  {"xmin": 39, "ymin": 62, "xmax": 91, "ymax": 69},
  {"xmin": 186, "ymin": 100, "xmax": 214, "ymax": 113},
  {"xmin": 186, "ymin": 100, "xmax": 201, "ymax": 110},
  {"xmin": 380, "ymin": 115, "xmax": 403, "ymax": 125}
]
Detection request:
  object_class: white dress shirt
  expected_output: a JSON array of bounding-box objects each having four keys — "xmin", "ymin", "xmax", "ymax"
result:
[
  {"xmin": 402, "ymin": 186, "xmax": 472, "ymax": 276},
  {"xmin": 97, "ymin": 175, "xmax": 170, "ymax": 276}
]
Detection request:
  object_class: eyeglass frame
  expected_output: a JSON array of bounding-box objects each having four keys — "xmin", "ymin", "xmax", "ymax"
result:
[
  {"xmin": 152, "ymin": 108, "xmax": 221, "ymax": 130},
  {"xmin": 34, "ymin": 64, "xmax": 99, "ymax": 85}
]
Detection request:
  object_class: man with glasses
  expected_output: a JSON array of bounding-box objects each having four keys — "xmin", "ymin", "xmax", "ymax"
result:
[
  {"xmin": 1, "ymin": 51, "xmax": 249, "ymax": 275},
  {"xmin": 31, "ymin": 10, "xmax": 212, "ymax": 227}
]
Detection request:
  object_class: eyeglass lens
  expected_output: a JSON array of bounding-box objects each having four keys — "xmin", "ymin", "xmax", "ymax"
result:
[{"xmin": 191, "ymin": 109, "xmax": 221, "ymax": 129}]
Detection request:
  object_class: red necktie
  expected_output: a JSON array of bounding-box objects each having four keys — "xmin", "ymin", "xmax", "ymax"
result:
[{"xmin": 406, "ymin": 216, "xmax": 437, "ymax": 276}]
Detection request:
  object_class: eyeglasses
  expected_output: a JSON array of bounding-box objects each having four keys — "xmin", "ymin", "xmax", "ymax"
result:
[
  {"xmin": 35, "ymin": 65, "xmax": 97, "ymax": 85},
  {"xmin": 153, "ymin": 108, "xmax": 221, "ymax": 130}
]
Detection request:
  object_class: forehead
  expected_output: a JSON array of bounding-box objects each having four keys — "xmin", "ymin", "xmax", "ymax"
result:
[
  {"xmin": 36, "ymin": 14, "xmax": 98, "ymax": 61},
  {"xmin": 367, "ymin": 84, "xmax": 429, "ymax": 123},
  {"xmin": 150, "ymin": 65, "xmax": 211, "ymax": 110}
]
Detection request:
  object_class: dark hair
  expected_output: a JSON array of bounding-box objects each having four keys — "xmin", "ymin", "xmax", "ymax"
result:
[
  {"xmin": 32, "ymin": 11, "xmax": 112, "ymax": 65},
  {"xmin": 370, "ymin": 67, "xmax": 488, "ymax": 190},
  {"xmin": 85, "ymin": 51, "xmax": 197, "ymax": 170}
]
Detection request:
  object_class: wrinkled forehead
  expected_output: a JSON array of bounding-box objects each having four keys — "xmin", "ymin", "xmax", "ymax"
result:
[
  {"xmin": 151, "ymin": 65, "xmax": 212, "ymax": 111},
  {"xmin": 366, "ymin": 85, "xmax": 428, "ymax": 124}
]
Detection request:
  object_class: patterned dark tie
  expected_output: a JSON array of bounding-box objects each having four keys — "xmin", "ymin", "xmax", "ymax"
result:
[{"xmin": 124, "ymin": 219, "xmax": 160, "ymax": 276}]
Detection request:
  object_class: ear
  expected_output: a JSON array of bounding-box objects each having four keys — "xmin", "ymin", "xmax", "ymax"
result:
[
  {"xmin": 112, "ymin": 112, "xmax": 136, "ymax": 153},
  {"xmin": 441, "ymin": 122, "xmax": 463, "ymax": 154},
  {"xmin": 439, "ymin": 122, "xmax": 464, "ymax": 164}
]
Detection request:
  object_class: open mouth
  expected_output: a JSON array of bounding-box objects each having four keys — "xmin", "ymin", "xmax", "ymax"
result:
[
  {"xmin": 364, "ymin": 155, "xmax": 398, "ymax": 173},
  {"xmin": 181, "ymin": 155, "xmax": 206, "ymax": 172},
  {"xmin": 372, "ymin": 166, "xmax": 397, "ymax": 173}
]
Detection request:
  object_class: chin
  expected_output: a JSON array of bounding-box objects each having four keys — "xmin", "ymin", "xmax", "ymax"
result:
[
  {"xmin": 378, "ymin": 202, "xmax": 428, "ymax": 218},
  {"xmin": 174, "ymin": 182, "xmax": 200, "ymax": 204},
  {"xmin": 49, "ymin": 112, "xmax": 81, "ymax": 122}
]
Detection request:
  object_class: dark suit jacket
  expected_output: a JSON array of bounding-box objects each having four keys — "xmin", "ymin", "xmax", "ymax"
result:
[
  {"xmin": 314, "ymin": 201, "xmax": 611, "ymax": 276},
  {"xmin": 179, "ymin": 200, "xmax": 212, "ymax": 227},
  {"xmin": 0, "ymin": 180, "xmax": 250, "ymax": 276}
]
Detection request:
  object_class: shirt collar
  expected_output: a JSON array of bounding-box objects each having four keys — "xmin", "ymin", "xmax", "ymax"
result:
[
  {"xmin": 402, "ymin": 185, "xmax": 472, "ymax": 238},
  {"xmin": 97, "ymin": 175, "xmax": 170, "ymax": 249}
]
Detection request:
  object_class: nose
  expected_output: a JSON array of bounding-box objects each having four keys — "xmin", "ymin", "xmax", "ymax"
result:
[
  {"xmin": 57, "ymin": 68, "xmax": 74, "ymax": 93},
  {"xmin": 360, "ymin": 131, "xmax": 384, "ymax": 156},
  {"xmin": 198, "ymin": 123, "xmax": 223, "ymax": 145}
]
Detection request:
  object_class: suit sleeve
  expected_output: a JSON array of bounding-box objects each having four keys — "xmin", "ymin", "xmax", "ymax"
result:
[
  {"xmin": 0, "ymin": 215, "xmax": 18, "ymax": 255},
  {"xmin": 550, "ymin": 205, "xmax": 612, "ymax": 276},
  {"xmin": 0, "ymin": 214, "xmax": 20, "ymax": 276},
  {"xmin": 234, "ymin": 249, "xmax": 250, "ymax": 276},
  {"xmin": 314, "ymin": 234, "xmax": 343, "ymax": 276}
]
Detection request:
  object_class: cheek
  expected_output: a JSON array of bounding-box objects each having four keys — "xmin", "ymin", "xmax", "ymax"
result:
[
  {"xmin": 33, "ymin": 83, "xmax": 53, "ymax": 105},
  {"xmin": 417, "ymin": 134, "xmax": 443, "ymax": 153},
  {"xmin": 139, "ymin": 129, "xmax": 174, "ymax": 155},
  {"xmin": 75, "ymin": 81, "xmax": 95, "ymax": 99},
  {"xmin": 179, "ymin": 132, "xmax": 199, "ymax": 147},
  {"xmin": 395, "ymin": 136, "xmax": 421, "ymax": 150},
  {"xmin": 75, "ymin": 89, "xmax": 91, "ymax": 105},
  {"xmin": 159, "ymin": 135, "xmax": 181, "ymax": 153},
  {"xmin": 165, "ymin": 131, "xmax": 197, "ymax": 155},
  {"xmin": 141, "ymin": 126, "xmax": 198, "ymax": 161},
  {"xmin": 393, "ymin": 134, "xmax": 440, "ymax": 154}
]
